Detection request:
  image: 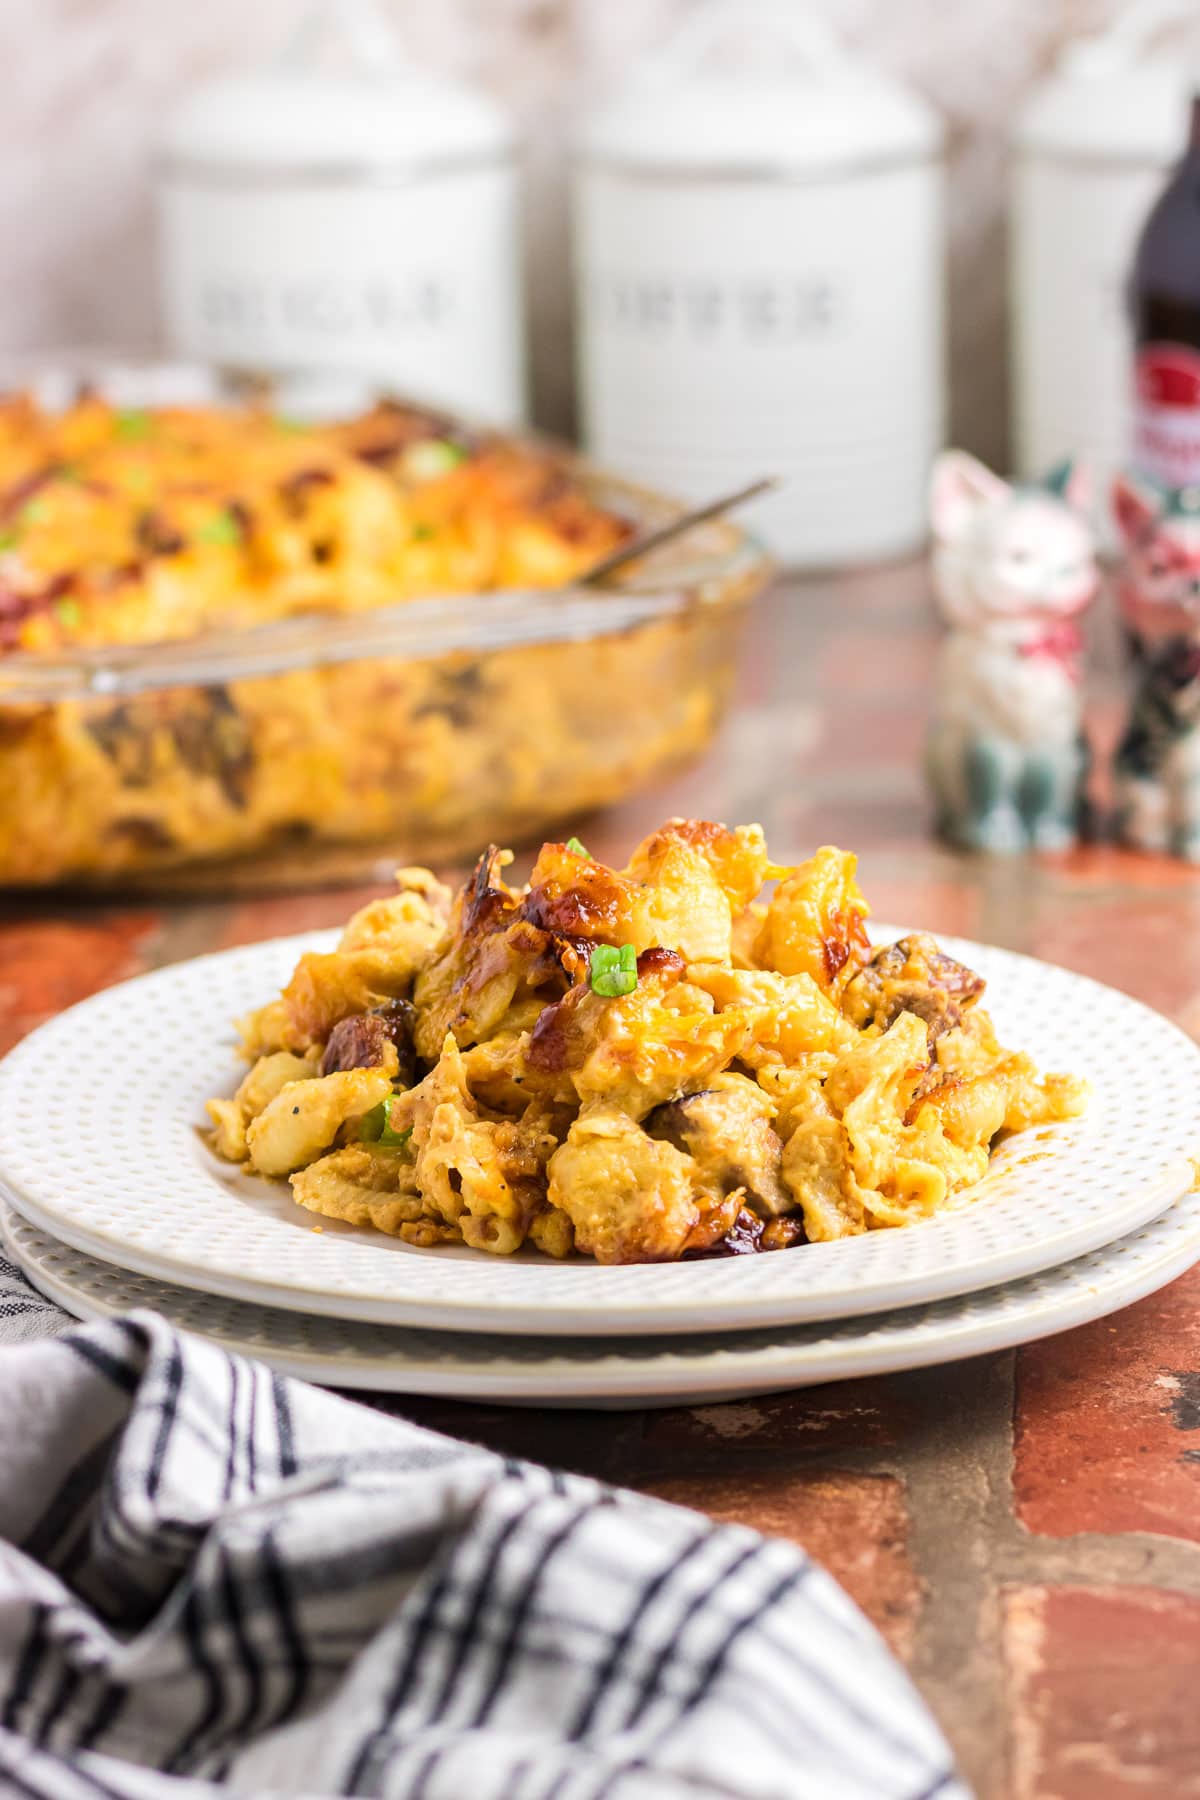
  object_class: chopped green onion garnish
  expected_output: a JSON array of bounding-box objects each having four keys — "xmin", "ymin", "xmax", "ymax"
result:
[
  {"xmin": 0, "ymin": 530, "xmax": 15, "ymax": 552},
  {"xmin": 404, "ymin": 439, "xmax": 468, "ymax": 482},
  {"xmin": 411, "ymin": 521, "xmax": 437, "ymax": 542},
  {"xmin": 115, "ymin": 409, "xmax": 151, "ymax": 441},
  {"xmin": 58, "ymin": 463, "xmax": 82, "ymax": 483},
  {"xmin": 566, "ymin": 836, "xmax": 589, "ymax": 857},
  {"xmin": 590, "ymin": 942, "xmax": 638, "ymax": 999},
  {"xmin": 197, "ymin": 509, "xmax": 241, "ymax": 547},
  {"xmin": 276, "ymin": 416, "xmax": 307, "ymax": 434},
  {"xmin": 21, "ymin": 500, "xmax": 47, "ymax": 526},
  {"xmin": 360, "ymin": 1097, "xmax": 413, "ymax": 1146},
  {"xmin": 54, "ymin": 598, "xmax": 82, "ymax": 628}
]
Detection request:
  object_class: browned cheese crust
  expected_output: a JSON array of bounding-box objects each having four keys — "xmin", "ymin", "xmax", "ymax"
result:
[{"xmin": 207, "ymin": 821, "xmax": 1089, "ymax": 1263}]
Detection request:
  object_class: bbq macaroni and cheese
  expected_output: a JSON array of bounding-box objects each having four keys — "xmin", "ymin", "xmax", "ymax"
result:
[
  {"xmin": 207, "ymin": 821, "xmax": 1087, "ymax": 1263},
  {"xmin": 0, "ymin": 394, "xmax": 628, "ymax": 652},
  {"xmin": 0, "ymin": 393, "xmax": 665, "ymax": 884}
]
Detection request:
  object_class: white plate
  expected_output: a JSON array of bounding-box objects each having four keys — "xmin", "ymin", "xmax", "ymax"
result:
[
  {"xmin": 5, "ymin": 1191, "xmax": 1200, "ymax": 1407},
  {"xmin": 0, "ymin": 930, "xmax": 1195, "ymax": 1337}
]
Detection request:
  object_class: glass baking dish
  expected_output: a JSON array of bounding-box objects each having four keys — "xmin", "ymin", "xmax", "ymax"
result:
[{"xmin": 0, "ymin": 361, "xmax": 771, "ymax": 891}]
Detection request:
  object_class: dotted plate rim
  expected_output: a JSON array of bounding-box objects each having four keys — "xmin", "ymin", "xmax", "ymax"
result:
[
  {"xmin": 0, "ymin": 928, "xmax": 1196, "ymax": 1337},
  {"xmin": 5, "ymin": 1191, "xmax": 1199, "ymax": 1406}
]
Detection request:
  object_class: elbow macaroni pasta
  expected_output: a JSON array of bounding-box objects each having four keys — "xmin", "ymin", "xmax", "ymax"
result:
[{"xmin": 207, "ymin": 820, "xmax": 1088, "ymax": 1264}]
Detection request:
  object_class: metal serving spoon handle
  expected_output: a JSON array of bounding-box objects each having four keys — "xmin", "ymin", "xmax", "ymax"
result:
[{"xmin": 578, "ymin": 475, "xmax": 779, "ymax": 588}]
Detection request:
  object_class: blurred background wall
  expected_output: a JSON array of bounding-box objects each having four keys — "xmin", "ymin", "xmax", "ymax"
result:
[{"xmin": 0, "ymin": 0, "xmax": 1139, "ymax": 468}]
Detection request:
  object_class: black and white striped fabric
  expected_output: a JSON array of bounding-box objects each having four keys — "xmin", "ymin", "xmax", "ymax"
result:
[
  {"xmin": 0, "ymin": 1242, "xmax": 64, "ymax": 1347},
  {"xmin": 0, "ymin": 1258, "xmax": 967, "ymax": 1799}
]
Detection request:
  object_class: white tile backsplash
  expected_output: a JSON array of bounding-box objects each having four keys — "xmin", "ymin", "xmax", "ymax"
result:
[{"xmin": 0, "ymin": 0, "xmax": 1138, "ymax": 462}]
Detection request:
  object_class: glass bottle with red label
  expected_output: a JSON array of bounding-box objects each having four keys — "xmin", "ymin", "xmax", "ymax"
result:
[
  {"xmin": 1117, "ymin": 101, "xmax": 1200, "ymax": 861},
  {"xmin": 1130, "ymin": 95, "xmax": 1200, "ymax": 490}
]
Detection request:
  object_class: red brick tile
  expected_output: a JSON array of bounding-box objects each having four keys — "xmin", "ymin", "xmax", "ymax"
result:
[
  {"xmin": 817, "ymin": 629, "xmax": 937, "ymax": 699},
  {"xmin": 1014, "ymin": 1265, "xmax": 1200, "ymax": 1541},
  {"xmin": 1174, "ymin": 992, "xmax": 1200, "ymax": 1044},
  {"xmin": 1049, "ymin": 844, "xmax": 1200, "ymax": 892},
  {"xmin": 1030, "ymin": 896, "xmax": 1200, "ymax": 1019},
  {"xmin": 217, "ymin": 885, "xmax": 388, "ymax": 949},
  {"xmin": 641, "ymin": 1469, "xmax": 920, "ymax": 1657},
  {"xmin": 830, "ymin": 557, "xmax": 930, "ymax": 620},
  {"xmin": 1006, "ymin": 1586, "xmax": 1200, "ymax": 1799},
  {"xmin": 641, "ymin": 1380, "xmax": 917, "ymax": 1459},
  {"xmin": 815, "ymin": 699, "xmax": 925, "ymax": 772},
  {"xmin": 0, "ymin": 913, "xmax": 158, "ymax": 1054},
  {"xmin": 799, "ymin": 792, "xmax": 929, "ymax": 853},
  {"xmin": 857, "ymin": 876, "xmax": 984, "ymax": 940},
  {"xmin": 375, "ymin": 1396, "xmax": 636, "ymax": 1484}
]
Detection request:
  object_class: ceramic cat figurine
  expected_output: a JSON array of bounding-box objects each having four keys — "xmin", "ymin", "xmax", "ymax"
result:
[
  {"xmin": 1112, "ymin": 477, "xmax": 1200, "ymax": 860},
  {"xmin": 926, "ymin": 451, "xmax": 1098, "ymax": 852}
]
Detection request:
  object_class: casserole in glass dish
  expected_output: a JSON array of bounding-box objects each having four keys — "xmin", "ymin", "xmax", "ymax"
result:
[{"xmin": 0, "ymin": 361, "xmax": 770, "ymax": 890}]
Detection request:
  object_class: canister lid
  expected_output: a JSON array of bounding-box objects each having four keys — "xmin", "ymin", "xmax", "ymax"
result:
[
  {"xmin": 1014, "ymin": 0, "xmax": 1198, "ymax": 162},
  {"xmin": 160, "ymin": 0, "xmax": 512, "ymax": 171},
  {"xmin": 576, "ymin": 0, "xmax": 941, "ymax": 174}
]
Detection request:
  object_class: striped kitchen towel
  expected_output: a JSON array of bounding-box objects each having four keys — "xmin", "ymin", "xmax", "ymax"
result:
[{"xmin": 0, "ymin": 1288, "xmax": 967, "ymax": 1798}]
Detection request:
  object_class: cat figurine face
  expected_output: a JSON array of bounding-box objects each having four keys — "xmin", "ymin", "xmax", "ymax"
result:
[
  {"xmin": 930, "ymin": 451, "xmax": 1097, "ymax": 638},
  {"xmin": 1112, "ymin": 476, "xmax": 1200, "ymax": 647}
]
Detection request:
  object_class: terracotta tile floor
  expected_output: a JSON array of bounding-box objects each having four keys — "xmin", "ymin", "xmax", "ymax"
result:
[{"xmin": 5, "ymin": 563, "xmax": 1200, "ymax": 1797}]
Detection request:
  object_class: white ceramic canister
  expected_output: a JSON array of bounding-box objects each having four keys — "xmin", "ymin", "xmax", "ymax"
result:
[
  {"xmin": 156, "ymin": 0, "xmax": 525, "ymax": 424},
  {"xmin": 1011, "ymin": 0, "xmax": 1198, "ymax": 512},
  {"xmin": 573, "ymin": 1, "xmax": 945, "ymax": 567}
]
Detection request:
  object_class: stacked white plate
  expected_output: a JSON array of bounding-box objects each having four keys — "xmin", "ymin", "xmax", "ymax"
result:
[{"xmin": 1, "ymin": 929, "xmax": 1197, "ymax": 1408}]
